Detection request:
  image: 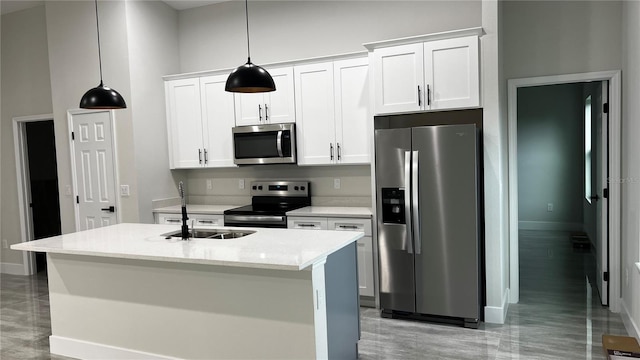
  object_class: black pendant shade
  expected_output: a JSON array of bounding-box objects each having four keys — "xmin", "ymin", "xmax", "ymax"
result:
[
  {"xmin": 80, "ymin": 0, "xmax": 127, "ymax": 109},
  {"xmin": 225, "ymin": 0, "xmax": 275, "ymax": 93},
  {"xmin": 225, "ymin": 58, "xmax": 276, "ymax": 93}
]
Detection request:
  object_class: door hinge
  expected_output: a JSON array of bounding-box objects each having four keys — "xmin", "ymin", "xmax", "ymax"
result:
[
  {"xmin": 603, "ymin": 103, "xmax": 609, "ymax": 114},
  {"xmin": 71, "ymin": 131, "xmax": 75, "ymax": 140},
  {"xmin": 604, "ymin": 271, "xmax": 609, "ymax": 282},
  {"xmin": 603, "ymin": 188, "xmax": 609, "ymax": 199},
  {"xmin": 76, "ymin": 196, "xmax": 79, "ymax": 204}
]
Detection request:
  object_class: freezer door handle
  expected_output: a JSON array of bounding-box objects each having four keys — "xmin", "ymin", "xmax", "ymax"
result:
[
  {"xmin": 404, "ymin": 151, "xmax": 413, "ymax": 254},
  {"xmin": 412, "ymin": 150, "xmax": 421, "ymax": 254}
]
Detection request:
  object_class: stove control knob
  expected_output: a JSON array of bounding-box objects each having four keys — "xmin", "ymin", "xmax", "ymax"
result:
[
  {"xmin": 258, "ymin": 186, "xmax": 263, "ymax": 190},
  {"xmin": 301, "ymin": 186, "xmax": 306, "ymax": 191},
  {"xmin": 252, "ymin": 185, "xmax": 257, "ymax": 190},
  {"xmin": 294, "ymin": 186, "xmax": 299, "ymax": 191}
]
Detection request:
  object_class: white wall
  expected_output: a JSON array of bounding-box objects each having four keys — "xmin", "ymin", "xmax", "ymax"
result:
[
  {"xmin": 621, "ymin": 0, "xmax": 640, "ymax": 341},
  {"xmin": 177, "ymin": 0, "xmax": 482, "ymax": 73},
  {"xmin": 1, "ymin": 5, "xmax": 53, "ymax": 266},
  {"xmin": 517, "ymin": 84, "xmax": 585, "ymax": 229},
  {"xmin": 125, "ymin": 0, "xmax": 181, "ymax": 223}
]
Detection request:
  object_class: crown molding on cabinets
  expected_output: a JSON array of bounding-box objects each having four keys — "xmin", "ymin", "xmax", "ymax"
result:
[{"xmin": 363, "ymin": 27, "xmax": 484, "ymax": 51}]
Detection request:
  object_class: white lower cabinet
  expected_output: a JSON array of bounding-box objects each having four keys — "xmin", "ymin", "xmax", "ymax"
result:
[
  {"xmin": 156, "ymin": 213, "xmax": 224, "ymax": 227},
  {"xmin": 287, "ymin": 216, "xmax": 374, "ymax": 297}
]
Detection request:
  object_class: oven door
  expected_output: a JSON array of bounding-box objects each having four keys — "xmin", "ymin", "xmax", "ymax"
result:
[
  {"xmin": 233, "ymin": 123, "xmax": 296, "ymax": 165},
  {"xmin": 224, "ymin": 214, "xmax": 288, "ymax": 228}
]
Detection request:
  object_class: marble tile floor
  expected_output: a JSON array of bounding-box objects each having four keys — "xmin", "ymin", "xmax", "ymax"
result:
[{"xmin": 0, "ymin": 230, "xmax": 630, "ymax": 359}]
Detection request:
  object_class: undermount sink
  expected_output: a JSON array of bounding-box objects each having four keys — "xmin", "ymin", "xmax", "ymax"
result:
[{"xmin": 162, "ymin": 229, "xmax": 256, "ymax": 239}]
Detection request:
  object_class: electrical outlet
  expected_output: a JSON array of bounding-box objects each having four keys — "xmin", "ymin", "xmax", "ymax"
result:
[
  {"xmin": 120, "ymin": 185, "xmax": 130, "ymax": 197},
  {"xmin": 206, "ymin": 179, "xmax": 213, "ymax": 190},
  {"xmin": 2, "ymin": 239, "xmax": 8, "ymax": 249},
  {"xmin": 334, "ymin": 178, "xmax": 341, "ymax": 189},
  {"xmin": 65, "ymin": 185, "xmax": 72, "ymax": 196},
  {"xmin": 239, "ymin": 179, "xmax": 245, "ymax": 189},
  {"xmin": 547, "ymin": 203, "xmax": 554, "ymax": 212}
]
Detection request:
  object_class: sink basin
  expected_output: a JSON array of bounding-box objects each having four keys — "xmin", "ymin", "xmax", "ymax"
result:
[{"xmin": 161, "ymin": 229, "xmax": 255, "ymax": 239}]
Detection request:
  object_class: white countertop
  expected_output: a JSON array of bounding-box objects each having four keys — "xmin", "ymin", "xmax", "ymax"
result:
[
  {"xmin": 11, "ymin": 223, "xmax": 363, "ymax": 271},
  {"xmin": 286, "ymin": 206, "xmax": 372, "ymax": 218},
  {"xmin": 153, "ymin": 204, "xmax": 238, "ymax": 215}
]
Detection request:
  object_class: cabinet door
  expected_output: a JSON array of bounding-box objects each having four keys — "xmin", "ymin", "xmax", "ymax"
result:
[
  {"xmin": 166, "ymin": 78, "xmax": 205, "ymax": 168},
  {"xmin": 424, "ymin": 36, "xmax": 480, "ymax": 110},
  {"xmin": 372, "ymin": 43, "xmax": 424, "ymax": 114},
  {"xmin": 194, "ymin": 214, "xmax": 224, "ymax": 227},
  {"xmin": 157, "ymin": 213, "xmax": 183, "ymax": 225},
  {"xmin": 234, "ymin": 92, "xmax": 264, "ymax": 126},
  {"xmin": 200, "ymin": 75, "xmax": 236, "ymax": 167},
  {"xmin": 328, "ymin": 218, "xmax": 374, "ymax": 297},
  {"xmin": 265, "ymin": 67, "xmax": 296, "ymax": 124},
  {"xmin": 334, "ymin": 57, "xmax": 371, "ymax": 164},
  {"xmin": 294, "ymin": 62, "xmax": 336, "ymax": 165}
]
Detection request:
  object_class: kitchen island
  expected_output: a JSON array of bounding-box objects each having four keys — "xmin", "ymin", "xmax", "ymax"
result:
[{"xmin": 11, "ymin": 223, "xmax": 363, "ymax": 360}]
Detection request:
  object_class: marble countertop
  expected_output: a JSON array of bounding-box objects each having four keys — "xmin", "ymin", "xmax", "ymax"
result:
[
  {"xmin": 286, "ymin": 206, "xmax": 372, "ymax": 218},
  {"xmin": 153, "ymin": 204, "xmax": 238, "ymax": 215},
  {"xmin": 11, "ymin": 223, "xmax": 363, "ymax": 271}
]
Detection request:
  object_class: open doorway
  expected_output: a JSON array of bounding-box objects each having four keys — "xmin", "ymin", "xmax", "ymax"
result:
[
  {"xmin": 14, "ymin": 115, "xmax": 62, "ymax": 274},
  {"xmin": 508, "ymin": 71, "xmax": 622, "ymax": 313}
]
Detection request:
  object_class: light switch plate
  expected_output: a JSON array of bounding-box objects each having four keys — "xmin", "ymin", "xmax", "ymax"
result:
[
  {"xmin": 120, "ymin": 185, "xmax": 130, "ymax": 197},
  {"xmin": 239, "ymin": 179, "xmax": 245, "ymax": 189},
  {"xmin": 334, "ymin": 178, "xmax": 341, "ymax": 189}
]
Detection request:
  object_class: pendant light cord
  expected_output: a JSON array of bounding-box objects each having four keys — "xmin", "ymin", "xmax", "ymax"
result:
[
  {"xmin": 245, "ymin": 0, "xmax": 251, "ymax": 63},
  {"xmin": 94, "ymin": 0, "xmax": 104, "ymax": 85}
]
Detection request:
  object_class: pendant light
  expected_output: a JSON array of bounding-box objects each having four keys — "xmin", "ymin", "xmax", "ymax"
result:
[
  {"xmin": 225, "ymin": 0, "xmax": 276, "ymax": 93},
  {"xmin": 79, "ymin": 0, "xmax": 127, "ymax": 109}
]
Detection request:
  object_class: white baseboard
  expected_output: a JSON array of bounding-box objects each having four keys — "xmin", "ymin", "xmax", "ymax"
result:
[
  {"xmin": 50, "ymin": 336, "xmax": 181, "ymax": 360},
  {"xmin": 484, "ymin": 288, "xmax": 509, "ymax": 324},
  {"xmin": 620, "ymin": 299, "xmax": 640, "ymax": 342},
  {"xmin": 1, "ymin": 262, "xmax": 27, "ymax": 275},
  {"xmin": 518, "ymin": 221, "xmax": 584, "ymax": 232}
]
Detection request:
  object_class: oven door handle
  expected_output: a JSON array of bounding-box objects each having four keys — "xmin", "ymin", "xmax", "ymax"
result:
[
  {"xmin": 224, "ymin": 215, "xmax": 286, "ymax": 222},
  {"xmin": 276, "ymin": 130, "xmax": 284, "ymax": 157}
]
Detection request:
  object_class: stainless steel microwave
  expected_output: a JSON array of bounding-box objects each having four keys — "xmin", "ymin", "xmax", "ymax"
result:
[{"xmin": 232, "ymin": 123, "xmax": 296, "ymax": 165}]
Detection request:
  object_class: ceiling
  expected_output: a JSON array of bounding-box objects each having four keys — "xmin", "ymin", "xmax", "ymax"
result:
[{"xmin": 0, "ymin": 0, "xmax": 228, "ymax": 16}]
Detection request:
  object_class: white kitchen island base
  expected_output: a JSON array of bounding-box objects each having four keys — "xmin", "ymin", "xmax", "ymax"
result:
[
  {"xmin": 46, "ymin": 243, "xmax": 358, "ymax": 360},
  {"xmin": 13, "ymin": 224, "xmax": 363, "ymax": 360}
]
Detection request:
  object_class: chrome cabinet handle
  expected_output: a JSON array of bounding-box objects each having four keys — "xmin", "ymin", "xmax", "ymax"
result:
[
  {"xmin": 166, "ymin": 219, "xmax": 180, "ymax": 223},
  {"xmin": 418, "ymin": 86, "xmax": 422, "ymax": 107},
  {"xmin": 412, "ymin": 150, "xmax": 421, "ymax": 254},
  {"xmin": 198, "ymin": 149, "xmax": 202, "ymax": 164},
  {"xmin": 204, "ymin": 149, "xmax": 208, "ymax": 164},
  {"xmin": 258, "ymin": 104, "xmax": 263, "ymax": 122},
  {"xmin": 198, "ymin": 220, "xmax": 215, "ymax": 224},
  {"xmin": 338, "ymin": 225, "xmax": 359, "ymax": 230},
  {"xmin": 265, "ymin": 104, "xmax": 269, "ymax": 122},
  {"xmin": 277, "ymin": 131, "xmax": 284, "ymax": 157},
  {"xmin": 427, "ymin": 85, "xmax": 431, "ymax": 106},
  {"xmin": 330, "ymin": 143, "xmax": 334, "ymax": 160},
  {"xmin": 298, "ymin": 223, "xmax": 317, "ymax": 228},
  {"xmin": 337, "ymin": 143, "xmax": 341, "ymax": 160},
  {"xmin": 404, "ymin": 151, "xmax": 413, "ymax": 254}
]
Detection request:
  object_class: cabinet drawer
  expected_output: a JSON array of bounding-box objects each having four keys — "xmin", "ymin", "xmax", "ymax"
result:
[
  {"xmin": 287, "ymin": 217, "xmax": 328, "ymax": 230},
  {"xmin": 194, "ymin": 214, "xmax": 223, "ymax": 227},
  {"xmin": 328, "ymin": 218, "xmax": 372, "ymax": 236},
  {"xmin": 157, "ymin": 213, "xmax": 183, "ymax": 225}
]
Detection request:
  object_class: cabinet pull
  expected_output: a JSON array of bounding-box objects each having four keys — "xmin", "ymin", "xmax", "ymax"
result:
[
  {"xmin": 418, "ymin": 86, "xmax": 422, "ymax": 107},
  {"xmin": 337, "ymin": 143, "xmax": 341, "ymax": 161},
  {"xmin": 338, "ymin": 225, "xmax": 359, "ymax": 230},
  {"xmin": 198, "ymin": 149, "xmax": 202, "ymax": 164},
  {"xmin": 265, "ymin": 104, "xmax": 269, "ymax": 122},
  {"xmin": 330, "ymin": 143, "xmax": 334, "ymax": 160},
  {"xmin": 166, "ymin": 219, "xmax": 180, "ymax": 223},
  {"xmin": 298, "ymin": 224, "xmax": 316, "ymax": 228},
  {"xmin": 427, "ymin": 84, "xmax": 431, "ymax": 106},
  {"xmin": 199, "ymin": 220, "xmax": 215, "ymax": 224},
  {"xmin": 258, "ymin": 104, "xmax": 263, "ymax": 122},
  {"xmin": 204, "ymin": 149, "xmax": 208, "ymax": 164}
]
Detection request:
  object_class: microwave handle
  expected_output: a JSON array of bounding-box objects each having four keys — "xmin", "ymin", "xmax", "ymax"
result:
[{"xmin": 276, "ymin": 130, "xmax": 284, "ymax": 157}]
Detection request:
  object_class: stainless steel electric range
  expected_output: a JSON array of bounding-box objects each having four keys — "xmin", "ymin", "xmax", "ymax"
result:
[{"xmin": 223, "ymin": 180, "xmax": 311, "ymax": 228}]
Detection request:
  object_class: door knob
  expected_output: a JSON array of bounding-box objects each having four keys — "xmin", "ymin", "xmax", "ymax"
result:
[
  {"xmin": 589, "ymin": 195, "xmax": 600, "ymax": 201},
  {"xmin": 101, "ymin": 206, "xmax": 116, "ymax": 213}
]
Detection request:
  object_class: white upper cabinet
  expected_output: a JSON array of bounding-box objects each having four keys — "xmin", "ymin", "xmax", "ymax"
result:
[
  {"xmin": 200, "ymin": 74, "xmax": 236, "ymax": 167},
  {"xmin": 334, "ymin": 57, "xmax": 371, "ymax": 164},
  {"xmin": 424, "ymin": 36, "xmax": 479, "ymax": 110},
  {"xmin": 234, "ymin": 66, "xmax": 295, "ymax": 126},
  {"xmin": 294, "ymin": 62, "xmax": 336, "ymax": 165},
  {"xmin": 166, "ymin": 78, "xmax": 204, "ymax": 168},
  {"xmin": 372, "ymin": 34, "xmax": 480, "ymax": 114},
  {"xmin": 373, "ymin": 43, "xmax": 424, "ymax": 114},
  {"xmin": 165, "ymin": 75, "xmax": 236, "ymax": 169}
]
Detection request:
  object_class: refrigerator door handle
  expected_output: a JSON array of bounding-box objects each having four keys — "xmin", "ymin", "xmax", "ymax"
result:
[
  {"xmin": 412, "ymin": 150, "xmax": 421, "ymax": 254},
  {"xmin": 404, "ymin": 150, "xmax": 413, "ymax": 254}
]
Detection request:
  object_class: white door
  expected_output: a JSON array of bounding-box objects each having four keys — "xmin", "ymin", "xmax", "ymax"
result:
[
  {"xmin": 424, "ymin": 36, "xmax": 479, "ymax": 110},
  {"xmin": 334, "ymin": 57, "xmax": 371, "ymax": 164},
  {"xmin": 294, "ymin": 62, "xmax": 336, "ymax": 165},
  {"xmin": 265, "ymin": 66, "xmax": 296, "ymax": 124},
  {"xmin": 596, "ymin": 81, "xmax": 609, "ymax": 305},
  {"xmin": 166, "ymin": 78, "xmax": 204, "ymax": 168},
  {"xmin": 200, "ymin": 74, "xmax": 236, "ymax": 167},
  {"xmin": 70, "ymin": 111, "xmax": 118, "ymax": 231},
  {"xmin": 373, "ymin": 43, "xmax": 424, "ymax": 114}
]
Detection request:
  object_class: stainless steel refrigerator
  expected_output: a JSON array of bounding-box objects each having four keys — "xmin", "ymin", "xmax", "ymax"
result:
[{"xmin": 374, "ymin": 110, "xmax": 483, "ymax": 328}]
